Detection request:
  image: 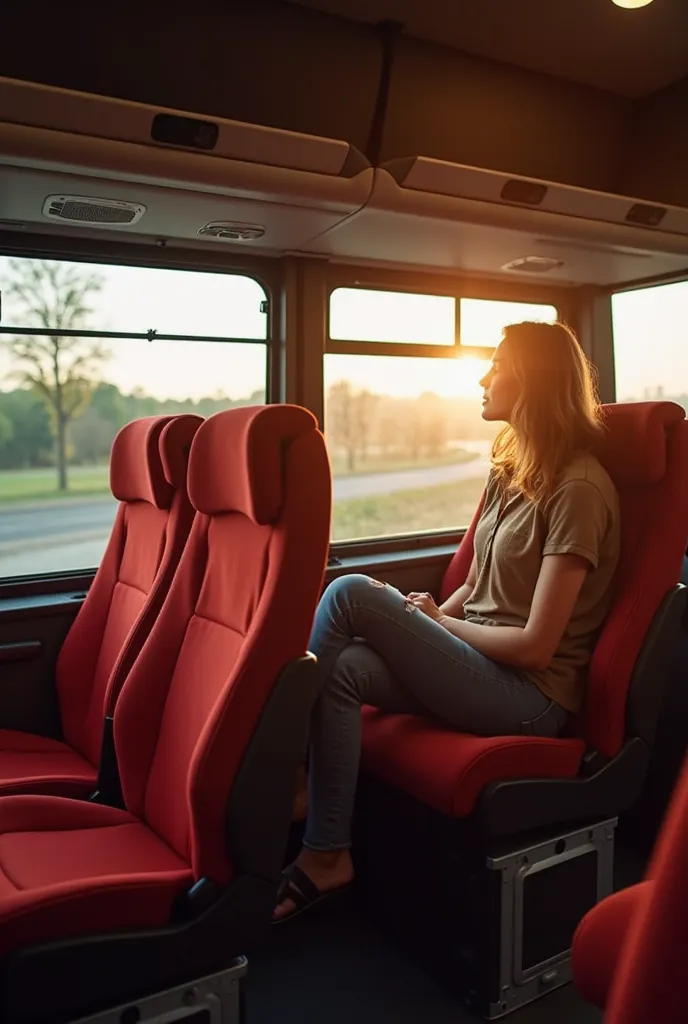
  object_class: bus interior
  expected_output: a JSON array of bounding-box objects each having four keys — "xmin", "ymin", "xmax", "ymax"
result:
[{"xmin": 0, "ymin": 1, "xmax": 687, "ymax": 1022}]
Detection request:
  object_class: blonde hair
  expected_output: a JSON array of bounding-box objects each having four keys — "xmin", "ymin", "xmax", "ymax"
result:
[{"xmin": 491, "ymin": 321, "xmax": 603, "ymax": 505}]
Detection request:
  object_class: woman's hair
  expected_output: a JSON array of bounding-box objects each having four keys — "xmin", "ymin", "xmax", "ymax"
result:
[{"xmin": 491, "ymin": 320, "xmax": 603, "ymax": 505}]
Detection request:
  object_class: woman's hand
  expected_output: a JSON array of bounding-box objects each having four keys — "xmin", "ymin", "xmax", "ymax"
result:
[{"xmin": 406, "ymin": 591, "xmax": 444, "ymax": 622}]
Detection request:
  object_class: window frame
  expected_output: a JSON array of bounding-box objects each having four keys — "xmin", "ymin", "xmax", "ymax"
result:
[
  {"xmin": 0, "ymin": 231, "xmax": 281, "ymax": 595},
  {"xmin": 325, "ymin": 265, "xmax": 568, "ymax": 359}
]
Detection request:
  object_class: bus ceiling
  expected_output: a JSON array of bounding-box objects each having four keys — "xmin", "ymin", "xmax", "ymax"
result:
[{"xmin": 0, "ymin": 0, "xmax": 686, "ymax": 288}]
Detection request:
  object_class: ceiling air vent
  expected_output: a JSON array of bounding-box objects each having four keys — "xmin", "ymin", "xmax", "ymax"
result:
[
  {"xmin": 501, "ymin": 256, "xmax": 564, "ymax": 274},
  {"xmin": 42, "ymin": 195, "xmax": 146, "ymax": 226},
  {"xmin": 198, "ymin": 222, "xmax": 266, "ymax": 241}
]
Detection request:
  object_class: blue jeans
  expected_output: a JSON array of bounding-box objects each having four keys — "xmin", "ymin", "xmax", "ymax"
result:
[{"xmin": 303, "ymin": 574, "xmax": 569, "ymax": 852}]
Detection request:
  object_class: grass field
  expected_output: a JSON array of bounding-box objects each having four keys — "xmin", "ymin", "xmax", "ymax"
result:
[
  {"xmin": 0, "ymin": 465, "xmax": 111, "ymax": 503},
  {"xmin": 332, "ymin": 474, "xmax": 486, "ymax": 541}
]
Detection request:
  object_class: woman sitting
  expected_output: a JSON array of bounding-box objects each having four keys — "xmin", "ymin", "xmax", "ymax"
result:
[{"xmin": 275, "ymin": 320, "xmax": 620, "ymax": 923}]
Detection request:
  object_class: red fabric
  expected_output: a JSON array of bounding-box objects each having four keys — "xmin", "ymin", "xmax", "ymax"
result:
[
  {"xmin": 109, "ymin": 416, "xmax": 174, "ymax": 508},
  {"xmin": 361, "ymin": 709, "xmax": 583, "ymax": 816},
  {"xmin": 586, "ymin": 404, "xmax": 688, "ymax": 756},
  {"xmin": 115, "ymin": 405, "xmax": 331, "ymax": 884},
  {"xmin": 363, "ymin": 402, "xmax": 688, "ymax": 815},
  {"xmin": 572, "ymin": 882, "xmax": 651, "ymax": 1010},
  {"xmin": 596, "ymin": 401, "xmax": 675, "ymax": 487},
  {"xmin": 0, "ymin": 731, "xmax": 97, "ymax": 797},
  {"xmin": 439, "ymin": 492, "xmax": 485, "ymax": 603},
  {"xmin": 604, "ymin": 755, "xmax": 688, "ymax": 1023},
  {"xmin": 0, "ymin": 796, "xmax": 190, "ymax": 960},
  {"xmin": 188, "ymin": 404, "xmax": 316, "ymax": 523},
  {"xmin": 0, "ymin": 415, "xmax": 201, "ymax": 797},
  {"xmin": 159, "ymin": 415, "xmax": 200, "ymax": 490},
  {"xmin": 0, "ymin": 404, "xmax": 330, "ymax": 956}
]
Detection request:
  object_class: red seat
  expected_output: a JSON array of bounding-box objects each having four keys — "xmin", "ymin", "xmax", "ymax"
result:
[
  {"xmin": 605, "ymin": 754, "xmax": 688, "ymax": 1023},
  {"xmin": 571, "ymin": 881, "xmax": 651, "ymax": 1010},
  {"xmin": 0, "ymin": 404, "xmax": 331, "ymax": 1024},
  {"xmin": 362, "ymin": 402, "xmax": 688, "ymax": 823},
  {"xmin": 573, "ymin": 755, "xmax": 688, "ymax": 1023},
  {"xmin": 0, "ymin": 414, "xmax": 201, "ymax": 799}
]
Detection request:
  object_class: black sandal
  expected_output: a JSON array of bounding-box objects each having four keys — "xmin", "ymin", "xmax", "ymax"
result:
[{"xmin": 272, "ymin": 864, "xmax": 352, "ymax": 925}]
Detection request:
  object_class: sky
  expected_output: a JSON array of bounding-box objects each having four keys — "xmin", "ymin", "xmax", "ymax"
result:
[
  {"xmin": 0, "ymin": 256, "xmax": 685, "ymax": 404},
  {"xmin": 611, "ymin": 281, "xmax": 688, "ymax": 401}
]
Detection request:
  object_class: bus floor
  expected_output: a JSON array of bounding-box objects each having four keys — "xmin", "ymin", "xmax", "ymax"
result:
[{"xmin": 246, "ymin": 842, "xmax": 647, "ymax": 1024}]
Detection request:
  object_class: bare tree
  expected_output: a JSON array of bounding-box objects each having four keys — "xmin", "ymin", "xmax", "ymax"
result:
[
  {"xmin": 2, "ymin": 259, "xmax": 109, "ymax": 491},
  {"xmin": 326, "ymin": 380, "xmax": 378, "ymax": 472}
]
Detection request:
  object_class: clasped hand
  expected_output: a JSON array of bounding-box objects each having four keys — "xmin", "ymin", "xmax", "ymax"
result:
[{"xmin": 406, "ymin": 591, "xmax": 443, "ymax": 621}]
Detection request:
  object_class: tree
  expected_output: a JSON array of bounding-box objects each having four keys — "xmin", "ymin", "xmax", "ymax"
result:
[
  {"xmin": 0, "ymin": 390, "xmax": 52, "ymax": 469},
  {"xmin": 326, "ymin": 380, "xmax": 378, "ymax": 472},
  {"xmin": 2, "ymin": 259, "xmax": 109, "ymax": 490},
  {"xmin": 0, "ymin": 412, "xmax": 12, "ymax": 451}
]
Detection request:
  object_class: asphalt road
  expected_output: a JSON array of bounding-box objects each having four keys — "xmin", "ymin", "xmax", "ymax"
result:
[{"xmin": 0, "ymin": 456, "xmax": 490, "ymax": 577}]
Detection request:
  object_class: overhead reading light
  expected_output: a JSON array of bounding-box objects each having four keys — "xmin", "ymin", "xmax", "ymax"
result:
[
  {"xmin": 501, "ymin": 256, "xmax": 564, "ymax": 274},
  {"xmin": 611, "ymin": 0, "xmax": 654, "ymax": 8}
]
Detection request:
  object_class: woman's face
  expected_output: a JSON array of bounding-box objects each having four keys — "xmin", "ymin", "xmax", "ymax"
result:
[{"xmin": 479, "ymin": 344, "xmax": 520, "ymax": 422}]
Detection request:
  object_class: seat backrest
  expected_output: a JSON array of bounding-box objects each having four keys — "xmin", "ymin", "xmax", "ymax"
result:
[
  {"xmin": 56, "ymin": 414, "xmax": 202, "ymax": 768},
  {"xmin": 112, "ymin": 404, "xmax": 331, "ymax": 883},
  {"xmin": 605, "ymin": 753, "xmax": 688, "ymax": 1024},
  {"xmin": 586, "ymin": 402, "xmax": 688, "ymax": 756},
  {"xmin": 439, "ymin": 402, "xmax": 688, "ymax": 758}
]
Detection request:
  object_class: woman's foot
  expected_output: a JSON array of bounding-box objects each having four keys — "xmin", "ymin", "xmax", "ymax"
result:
[
  {"xmin": 273, "ymin": 847, "xmax": 354, "ymax": 922},
  {"xmin": 291, "ymin": 763, "xmax": 308, "ymax": 821}
]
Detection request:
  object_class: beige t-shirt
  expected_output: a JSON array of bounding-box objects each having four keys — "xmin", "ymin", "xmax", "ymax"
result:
[{"xmin": 462, "ymin": 453, "xmax": 620, "ymax": 712}]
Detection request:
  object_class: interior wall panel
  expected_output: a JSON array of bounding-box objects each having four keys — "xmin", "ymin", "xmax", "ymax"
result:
[
  {"xmin": 380, "ymin": 37, "xmax": 632, "ymax": 194},
  {"xmin": 623, "ymin": 76, "xmax": 688, "ymax": 208}
]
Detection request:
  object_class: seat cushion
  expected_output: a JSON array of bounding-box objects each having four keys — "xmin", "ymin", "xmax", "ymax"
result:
[
  {"xmin": 0, "ymin": 795, "xmax": 192, "ymax": 958},
  {"xmin": 0, "ymin": 730, "xmax": 98, "ymax": 797},
  {"xmin": 571, "ymin": 881, "xmax": 652, "ymax": 1009},
  {"xmin": 361, "ymin": 709, "xmax": 585, "ymax": 817}
]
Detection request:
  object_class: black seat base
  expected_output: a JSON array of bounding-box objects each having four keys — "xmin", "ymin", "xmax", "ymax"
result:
[
  {"xmin": 354, "ymin": 775, "xmax": 616, "ymax": 1019},
  {"xmin": 73, "ymin": 960, "xmax": 246, "ymax": 1024}
]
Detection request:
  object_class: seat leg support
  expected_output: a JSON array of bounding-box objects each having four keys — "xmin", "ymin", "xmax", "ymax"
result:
[
  {"xmin": 62, "ymin": 959, "xmax": 248, "ymax": 1024},
  {"xmin": 485, "ymin": 818, "xmax": 616, "ymax": 1018},
  {"xmin": 354, "ymin": 775, "xmax": 617, "ymax": 1019}
]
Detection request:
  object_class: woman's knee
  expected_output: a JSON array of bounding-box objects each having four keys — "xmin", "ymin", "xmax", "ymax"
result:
[
  {"xmin": 321, "ymin": 642, "xmax": 376, "ymax": 702},
  {"xmin": 322, "ymin": 573, "xmax": 389, "ymax": 609}
]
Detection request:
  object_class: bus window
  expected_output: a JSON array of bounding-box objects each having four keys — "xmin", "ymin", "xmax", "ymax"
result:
[
  {"xmin": 325, "ymin": 291, "xmax": 558, "ymax": 542},
  {"xmin": 612, "ymin": 281, "xmax": 688, "ymax": 408},
  {"xmin": 460, "ymin": 298, "xmax": 558, "ymax": 347},
  {"xmin": 330, "ymin": 287, "xmax": 455, "ymax": 345},
  {"xmin": 0, "ymin": 256, "xmax": 268, "ymax": 580}
]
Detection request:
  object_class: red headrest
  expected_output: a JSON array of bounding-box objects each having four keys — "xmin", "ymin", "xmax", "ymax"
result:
[
  {"xmin": 110, "ymin": 417, "xmax": 173, "ymax": 509},
  {"xmin": 595, "ymin": 402, "xmax": 685, "ymax": 487},
  {"xmin": 159, "ymin": 414, "xmax": 204, "ymax": 489},
  {"xmin": 188, "ymin": 404, "xmax": 320, "ymax": 524}
]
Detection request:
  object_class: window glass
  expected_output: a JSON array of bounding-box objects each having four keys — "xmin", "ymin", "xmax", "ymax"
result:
[
  {"xmin": 612, "ymin": 281, "xmax": 688, "ymax": 405},
  {"xmin": 329, "ymin": 287, "xmax": 455, "ymax": 345},
  {"xmin": 460, "ymin": 298, "xmax": 558, "ymax": 347},
  {"xmin": 0, "ymin": 256, "xmax": 267, "ymax": 578},
  {"xmin": 325, "ymin": 353, "xmax": 493, "ymax": 541}
]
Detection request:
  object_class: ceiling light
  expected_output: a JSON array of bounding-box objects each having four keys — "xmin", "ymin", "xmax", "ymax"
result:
[
  {"xmin": 501, "ymin": 256, "xmax": 565, "ymax": 274},
  {"xmin": 611, "ymin": 0, "xmax": 654, "ymax": 8}
]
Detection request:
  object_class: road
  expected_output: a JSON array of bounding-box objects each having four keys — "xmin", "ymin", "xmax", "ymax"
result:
[{"xmin": 0, "ymin": 455, "xmax": 490, "ymax": 577}]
